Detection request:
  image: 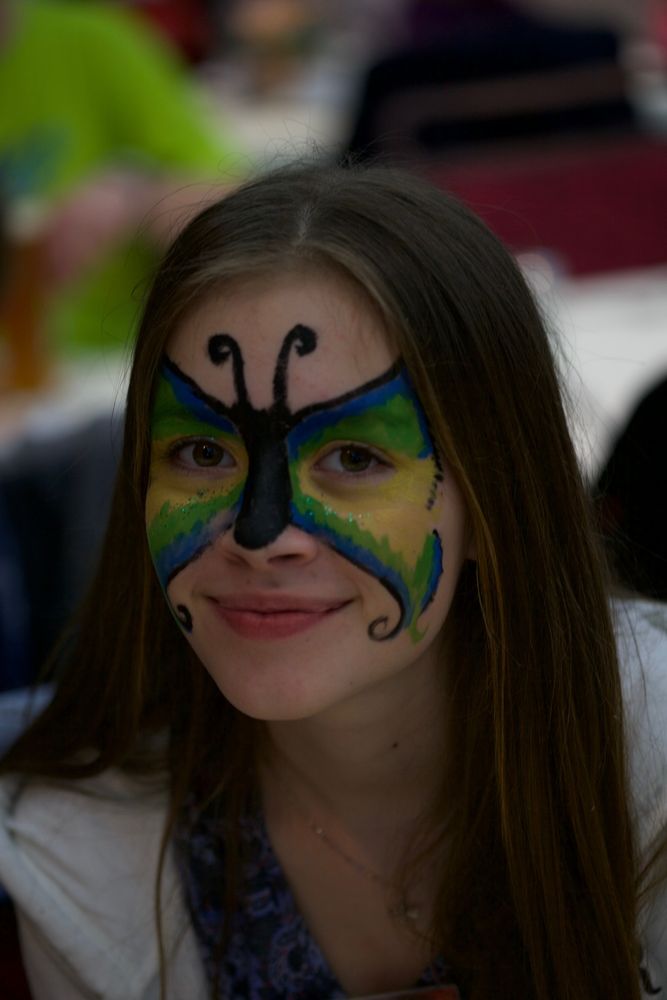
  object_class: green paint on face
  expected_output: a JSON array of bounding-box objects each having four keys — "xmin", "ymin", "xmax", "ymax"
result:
[
  {"xmin": 286, "ymin": 371, "xmax": 443, "ymax": 640},
  {"xmin": 296, "ymin": 391, "xmax": 430, "ymax": 460},
  {"xmin": 146, "ymin": 353, "xmax": 444, "ymax": 643},
  {"xmin": 147, "ymin": 486, "xmax": 244, "ymax": 580},
  {"xmin": 146, "ymin": 368, "xmax": 245, "ymax": 587},
  {"xmin": 289, "ymin": 478, "xmax": 442, "ymax": 640},
  {"xmin": 151, "ymin": 371, "xmax": 240, "ymax": 450}
]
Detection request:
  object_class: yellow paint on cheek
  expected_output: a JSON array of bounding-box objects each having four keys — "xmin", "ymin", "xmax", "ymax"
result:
[
  {"xmin": 145, "ymin": 482, "xmax": 216, "ymax": 525},
  {"xmin": 296, "ymin": 457, "xmax": 441, "ymax": 566},
  {"xmin": 145, "ymin": 441, "xmax": 247, "ymax": 525}
]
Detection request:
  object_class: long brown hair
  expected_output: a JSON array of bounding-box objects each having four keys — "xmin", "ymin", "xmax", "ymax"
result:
[{"xmin": 2, "ymin": 162, "xmax": 651, "ymax": 997}]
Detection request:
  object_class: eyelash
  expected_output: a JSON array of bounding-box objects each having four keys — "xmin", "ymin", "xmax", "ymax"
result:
[
  {"xmin": 167, "ymin": 437, "xmax": 236, "ymax": 474},
  {"xmin": 314, "ymin": 443, "xmax": 393, "ymax": 479},
  {"xmin": 165, "ymin": 438, "xmax": 393, "ymax": 481}
]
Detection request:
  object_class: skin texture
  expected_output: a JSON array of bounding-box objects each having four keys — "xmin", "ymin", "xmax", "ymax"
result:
[{"xmin": 145, "ymin": 268, "xmax": 472, "ymax": 722}]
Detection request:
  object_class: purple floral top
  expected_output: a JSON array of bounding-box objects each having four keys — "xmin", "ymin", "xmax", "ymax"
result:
[{"xmin": 174, "ymin": 798, "xmax": 460, "ymax": 999}]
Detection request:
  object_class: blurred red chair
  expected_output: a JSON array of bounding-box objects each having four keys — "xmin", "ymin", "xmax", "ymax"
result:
[
  {"xmin": 423, "ymin": 135, "xmax": 667, "ymax": 275},
  {"xmin": 343, "ymin": 11, "xmax": 667, "ymax": 276}
]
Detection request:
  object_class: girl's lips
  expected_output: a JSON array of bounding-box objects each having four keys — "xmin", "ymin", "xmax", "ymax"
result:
[{"xmin": 208, "ymin": 598, "xmax": 350, "ymax": 640}]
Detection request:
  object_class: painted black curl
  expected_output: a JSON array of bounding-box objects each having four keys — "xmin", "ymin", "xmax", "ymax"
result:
[{"xmin": 176, "ymin": 604, "xmax": 193, "ymax": 633}]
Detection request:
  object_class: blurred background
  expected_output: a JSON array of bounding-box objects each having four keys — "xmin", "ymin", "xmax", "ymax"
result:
[{"xmin": 0, "ymin": 0, "xmax": 666, "ymax": 692}]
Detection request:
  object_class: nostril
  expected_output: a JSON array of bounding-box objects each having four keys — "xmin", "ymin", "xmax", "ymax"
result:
[
  {"xmin": 270, "ymin": 550, "xmax": 310, "ymax": 562},
  {"xmin": 225, "ymin": 521, "xmax": 319, "ymax": 563},
  {"xmin": 233, "ymin": 515, "xmax": 276, "ymax": 551}
]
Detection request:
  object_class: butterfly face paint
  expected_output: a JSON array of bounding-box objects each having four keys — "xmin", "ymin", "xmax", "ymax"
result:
[{"xmin": 146, "ymin": 317, "xmax": 444, "ymax": 643}]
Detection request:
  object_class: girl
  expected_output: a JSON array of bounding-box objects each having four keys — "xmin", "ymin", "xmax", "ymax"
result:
[{"xmin": 1, "ymin": 162, "xmax": 666, "ymax": 999}]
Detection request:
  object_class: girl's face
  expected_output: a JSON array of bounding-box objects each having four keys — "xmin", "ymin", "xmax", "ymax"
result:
[{"xmin": 145, "ymin": 268, "xmax": 472, "ymax": 721}]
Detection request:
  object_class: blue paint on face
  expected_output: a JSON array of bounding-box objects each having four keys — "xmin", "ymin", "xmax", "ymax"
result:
[
  {"xmin": 160, "ymin": 362, "xmax": 240, "ymax": 438},
  {"xmin": 151, "ymin": 508, "xmax": 238, "ymax": 588},
  {"xmin": 286, "ymin": 369, "xmax": 433, "ymax": 460}
]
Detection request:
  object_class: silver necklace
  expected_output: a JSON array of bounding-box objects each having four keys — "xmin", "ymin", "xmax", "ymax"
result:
[
  {"xmin": 278, "ymin": 778, "xmax": 422, "ymax": 927},
  {"xmin": 307, "ymin": 817, "xmax": 421, "ymax": 924}
]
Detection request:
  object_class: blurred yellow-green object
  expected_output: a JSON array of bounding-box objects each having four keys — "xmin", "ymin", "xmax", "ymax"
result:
[{"xmin": 0, "ymin": 0, "xmax": 243, "ymax": 355}]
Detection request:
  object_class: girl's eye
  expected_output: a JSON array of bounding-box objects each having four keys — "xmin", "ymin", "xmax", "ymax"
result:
[
  {"xmin": 316, "ymin": 444, "xmax": 389, "ymax": 476},
  {"xmin": 169, "ymin": 439, "xmax": 236, "ymax": 471}
]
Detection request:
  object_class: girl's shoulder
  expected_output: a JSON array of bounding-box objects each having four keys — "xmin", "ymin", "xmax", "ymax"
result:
[
  {"xmin": 613, "ymin": 599, "xmax": 667, "ymax": 996},
  {"xmin": 614, "ymin": 599, "xmax": 667, "ymax": 788},
  {"xmin": 614, "ymin": 596, "xmax": 667, "ymax": 666},
  {"xmin": 614, "ymin": 599, "xmax": 667, "ymax": 836},
  {"xmin": 0, "ymin": 767, "xmax": 206, "ymax": 1000}
]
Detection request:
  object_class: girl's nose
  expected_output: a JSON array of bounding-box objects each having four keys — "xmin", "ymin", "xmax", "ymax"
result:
[{"xmin": 215, "ymin": 521, "xmax": 319, "ymax": 569}]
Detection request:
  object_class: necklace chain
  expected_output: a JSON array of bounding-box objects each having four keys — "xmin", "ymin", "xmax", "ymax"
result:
[
  {"xmin": 274, "ymin": 771, "xmax": 421, "ymax": 927},
  {"xmin": 308, "ymin": 819, "xmax": 393, "ymax": 889}
]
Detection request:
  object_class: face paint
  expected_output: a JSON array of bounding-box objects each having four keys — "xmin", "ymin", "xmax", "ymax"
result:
[
  {"xmin": 146, "ymin": 326, "xmax": 444, "ymax": 642},
  {"xmin": 146, "ymin": 363, "xmax": 246, "ymax": 628},
  {"xmin": 287, "ymin": 368, "xmax": 444, "ymax": 641}
]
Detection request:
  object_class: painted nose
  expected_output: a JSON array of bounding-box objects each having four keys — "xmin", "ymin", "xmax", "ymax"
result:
[
  {"xmin": 219, "ymin": 521, "xmax": 319, "ymax": 569},
  {"xmin": 233, "ymin": 431, "xmax": 290, "ymax": 550}
]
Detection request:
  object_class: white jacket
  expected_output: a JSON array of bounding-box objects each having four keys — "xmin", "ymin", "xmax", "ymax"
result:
[
  {"xmin": 0, "ymin": 766, "xmax": 207, "ymax": 1000},
  {"xmin": 0, "ymin": 599, "xmax": 666, "ymax": 1000}
]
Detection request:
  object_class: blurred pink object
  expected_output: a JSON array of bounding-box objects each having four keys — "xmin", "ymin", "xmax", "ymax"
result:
[
  {"xmin": 426, "ymin": 135, "xmax": 667, "ymax": 276},
  {"xmin": 652, "ymin": 2, "xmax": 667, "ymax": 59}
]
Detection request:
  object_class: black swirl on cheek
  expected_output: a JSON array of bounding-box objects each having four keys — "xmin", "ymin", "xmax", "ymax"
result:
[
  {"xmin": 368, "ymin": 614, "xmax": 403, "ymax": 641},
  {"xmin": 176, "ymin": 604, "xmax": 193, "ymax": 633}
]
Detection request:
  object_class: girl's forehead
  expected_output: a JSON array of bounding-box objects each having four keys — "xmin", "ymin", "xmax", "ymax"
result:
[{"xmin": 165, "ymin": 269, "xmax": 397, "ymax": 412}]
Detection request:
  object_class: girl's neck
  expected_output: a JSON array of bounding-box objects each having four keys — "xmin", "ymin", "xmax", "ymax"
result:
[{"xmin": 261, "ymin": 664, "xmax": 446, "ymax": 838}]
